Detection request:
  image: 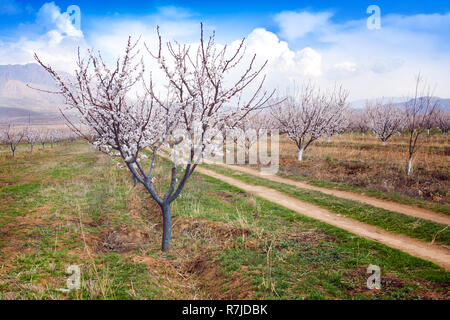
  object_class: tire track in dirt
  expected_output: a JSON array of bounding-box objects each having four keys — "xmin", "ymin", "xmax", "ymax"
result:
[
  {"xmin": 206, "ymin": 162, "xmax": 450, "ymax": 226},
  {"xmin": 196, "ymin": 166, "xmax": 450, "ymax": 270}
]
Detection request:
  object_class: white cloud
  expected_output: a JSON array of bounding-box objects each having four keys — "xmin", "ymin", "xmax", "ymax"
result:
[
  {"xmin": 329, "ymin": 61, "xmax": 359, "ymax": 78},
  {"xmin": 242, "ymin": 28, "xmax": 322, "ymax": 77},
  {"xmin": 225, "ymin": 28, "xmax": 322, "ymax": 90},
  {"xmin": 36, "ymin": 2, "xmax": 83, "ymax": 37},
  {"xmin": 84, "ymin": 6, "xmax": 202, "ymax": 66},
  {"xmin": 274, "ymin": 10, "xmax": 333, "ymax": 41},
  {"xmin": 0, "ymin": 2, "xmax": 85, "ymax": 71},
  {"xmin": 1, "ymin": 5, "xmax": 449, "ymax": 101},
  {"xmin": 334, "ymin": 62, "xmax": 357, "ymax": 73},
  {"xmin": 295, "ymin": 47, "xmax": 322, "ymax": 77},
  {"xmin": 243, "ymin": 28, "xmax": 322, "ymax": 78},
  {"xmin": 370, "ymin": 58, "xmax": 404, "ymax": 74},
  {"xmin": 272, "ymin": 10, "xmax": 450, "ymax": 100}
]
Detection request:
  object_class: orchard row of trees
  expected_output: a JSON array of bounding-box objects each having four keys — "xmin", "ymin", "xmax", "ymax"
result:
[
  {"xmin": 234, "ymin": 77, "xmax": 448, "ymax": 176},
  {"xmin": 29, "ymin": 24, "xmax": 448, "ymax": 251},
  {"xmin": 0, "ymin": 125, "xmax": 77, "ymax": 157},
  {"xmin": 349, "ymin": 86, "xmax": 449, "ymax": 175},
  {"xmin": 349, "ymin": 100, "xmax": 449, "ymax": 140}
]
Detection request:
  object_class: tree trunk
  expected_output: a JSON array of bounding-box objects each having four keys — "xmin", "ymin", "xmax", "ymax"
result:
[
  {"xmin": 407, "ymin": 156, "xmax": 413, "ymax": 176},
  {"xmin": 382, "ymin": 141, "xmax": 386, "ymax": 146},
  {"xmin": 161, "ymin": 203, "xmax": 172, "ymax": 252},
  {"xmin": 297, "ymin": 148, "xmax": 304, "ymax": 162},
  {"xmin": 30, "ymin": 144, "xmax": 34, "ymax": 153},
  {"xmin": 328, "ymin": 136, "xmax": 331, "ymax": 143}
]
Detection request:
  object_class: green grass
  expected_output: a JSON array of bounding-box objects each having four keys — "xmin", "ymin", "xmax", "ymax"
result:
[
  {"xmin": 185, "ymin": 174, "xmax": 449, "ymax": 299},
  {"xmin": 0, "ymin": 141, "xmax": 448, "ymax": 300},
  {"xmin": 0, "ymin": 142, "xmax": 172, "ymax": 300},
  {"xmin": 202, "ymin": 163, "xmax": 450, "ymax": 246},
  {"xmin": 276, "ymin": 170, "xmax": 450, "ymax": 215},
  {"xmin": 73, "ymin": 253, "xmax": 165, "ymax": 300}
]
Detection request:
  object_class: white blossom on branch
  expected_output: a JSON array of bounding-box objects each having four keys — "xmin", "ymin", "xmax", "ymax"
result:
[
  {"xmin": 2, "ymin": 124, "xmax": 25, "ymax": 157},
  {"xmin": 365, "ymin": 101, "xmax": 403, "ymax": 146},
  {"xmin": 35, "ymin": 24, "xmax": 274, "ymax": 252},
  {"xmin": 271, "ymin": 84, "xmax": 348, "ymax": 161}
]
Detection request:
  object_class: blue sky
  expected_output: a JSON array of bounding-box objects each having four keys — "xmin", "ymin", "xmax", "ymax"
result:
[
  {"xmin": 2, "ymin": 0, "xmax": 450, "ymax": 21},
  {"xmin": 1, "ymin": 0, "xmax": 449, "ymax": 100},
  {"xmin": 2, "ymin": 1, "xmax": 450, "ymax": 35}
]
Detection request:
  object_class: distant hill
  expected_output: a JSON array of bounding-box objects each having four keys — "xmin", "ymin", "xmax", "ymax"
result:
[
  {"xmin": 0, "ymin": 63, "xmax": 67, "ymax": 124},
  {"xmin": 349, "ymin": 97, "xmax": 411, "ymax": 109},
  {"xmin": 0, "ymin": 63, "xmax": 57, "ymax": 88},
  {"xmin": 0, "ymin": 106, "xmax": 40, "ymax": 118},
  {"xmin": 399, "ymin": 98, "xmax": 450, "ymax": 112},
  {"xmin": 349, "ymin": 97, "xmax": 450, "ymax": 112},
  {"xmin": 0, "ymin": 106, "xmax": 63, "ymax": 125},
  {"xmin": 1, "ymin": 63, "xmax": 448, "ymax": 125}
]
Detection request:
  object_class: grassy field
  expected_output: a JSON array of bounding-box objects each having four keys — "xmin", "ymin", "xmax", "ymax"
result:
[
  {"xmin": 0, "ymin": 141, "xmax": 449, "ymax": 300},
  {"xmin": 240, "ymin": 132, "xmax": 450, "ymax": 213},
  {"xmin": 202, "ymin": 163, "xmax": 450, "ymax": 245}
]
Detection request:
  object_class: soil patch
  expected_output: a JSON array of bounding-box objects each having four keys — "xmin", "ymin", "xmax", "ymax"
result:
[
  {"xmin": 97, "ymin": 225, "xmax": 153, "ymax": 254},
  {"xmin": 184, "ymin": 252, "xmax": 256, "ymax": 299}
]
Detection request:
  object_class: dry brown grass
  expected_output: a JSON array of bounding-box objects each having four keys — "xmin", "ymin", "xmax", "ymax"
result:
[{"xmin": 274, "ymin": 132, "xmax": 449, "ymax": 204}]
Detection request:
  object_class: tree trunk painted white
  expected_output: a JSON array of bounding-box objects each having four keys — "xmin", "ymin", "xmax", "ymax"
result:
[
  {"xmin": 298, "ymin": 148, "xmax": 304, "ymax": 161},
  {"xmin": 382, "ymin": 141, "xmax": 386, "ymax": 146},
  {"xmin": 427, "ymin": 129, "xmax": 430, "ymax": 135},
  {"xmin": 407, "ymin": 156, "xmax": 413, "ymax": 175},
  {"xmin": 328, "ymin": 136, "xmax": 331, "ymax": 143}
]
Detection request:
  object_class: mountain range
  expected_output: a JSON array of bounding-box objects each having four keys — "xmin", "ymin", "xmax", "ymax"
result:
[
  {"xmin": 0, "ymin": 63, "xmax": 448, "ymax": 125},
  {"xmin": 0, "ymin": 63, "xmax": 65, "ymax": 124},
  {"xmin": 349, "ymin": 97, "xmax": 450, "ymax": 111}
]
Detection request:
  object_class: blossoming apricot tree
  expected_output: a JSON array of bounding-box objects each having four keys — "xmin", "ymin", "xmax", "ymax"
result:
[{"xmin": 35, "ymin": 25, "xmax": 273, "ymax": 251}]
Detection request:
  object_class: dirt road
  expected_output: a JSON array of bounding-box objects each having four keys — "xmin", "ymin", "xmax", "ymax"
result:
[
  {"xmin": 207, "ymin": 162, "xmax": 450, "ymax": 226},
  {"xmin": 196, "ymin": 166, "xmax": 450, "ymax": 270}
]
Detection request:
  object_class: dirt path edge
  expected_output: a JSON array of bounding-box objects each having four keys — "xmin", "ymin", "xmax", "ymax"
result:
[
  {"xmin": 207, "ymin": 162, "xmax": 450, "ymax": 226},
  {"xmin": 196, "ymin": 166, "xmax": 450, "ymax": 270}
]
